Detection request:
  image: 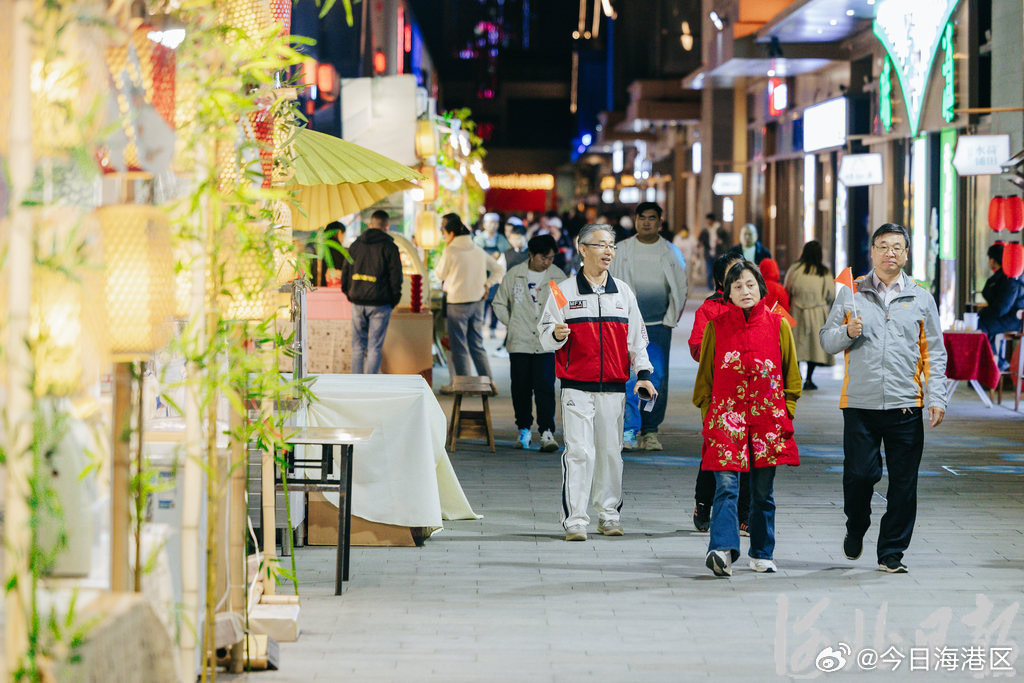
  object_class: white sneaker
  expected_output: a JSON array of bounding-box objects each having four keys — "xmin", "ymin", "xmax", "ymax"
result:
[
  {"xmin": 540, "ymin": 430, "xmax": 559, "ymax": 452},
  {"xmin": 514, "ymin": 428, "xmax": 531, "ymax": 449},
  {"xmin": 749, "ymin": 558, "xmax": 777, "ymax": 573},
  {"xmin": 565, "ymin": 524, "xmax": 588, "ymax": 541},
  {"xmin": 623, "ymin": 429, "xmax": 639, "ymax": 451},
  {"xmin": 706, "ymin": 550, "xmax": 732, "ymax": 577}
]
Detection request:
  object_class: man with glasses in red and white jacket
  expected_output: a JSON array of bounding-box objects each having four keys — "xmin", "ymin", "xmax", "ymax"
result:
[{"xmin": 539, "ymin": 224, "xmax": 654, "ymax": 542}]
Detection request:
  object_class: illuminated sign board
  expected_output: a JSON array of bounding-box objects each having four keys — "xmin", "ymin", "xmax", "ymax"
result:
[
  {"xmin": 880, "ymin": 58, "xmax": 893, "ymax": 132},
  {"xmin": 873, "ymin": 0, "xmax": 960, "ymax": 137},
  {"xmin": 939, "ymin": 128, "xmax": 958, "ymax": 260},
  {"xmin": 802, "ymin": 98, "xmax": 847, "ymax": 152},
  {"xmin": 838, "ymin": 153, "xmax": 884, "ymax": 187},
  {"xmin": 941, "ymin": 22, "xmax": 955, "ymax": 123},
  {"xmin": 712, "ymin": 172, "xmax": 743, "ymax": 196},
  {"xmin": 768, "ymin": 78, "xmax": 788, "ymax": 117},
  {"xmin": 952, "ymin": 135, "xmax": 1011, "ymax": 175}
]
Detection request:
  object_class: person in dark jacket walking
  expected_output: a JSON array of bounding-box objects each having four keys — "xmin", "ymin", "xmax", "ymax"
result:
[
  {"xmin": 341, "ymin": 210, "xmax": 403, "ymax": 374},
  {"xmin": 979, "ymin": 243, "xmax": 1024, "ymax": 367}
]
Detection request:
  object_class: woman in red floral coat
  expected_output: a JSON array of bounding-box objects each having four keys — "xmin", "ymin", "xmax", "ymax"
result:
[{"xmin": 693, "ymin": 261, "xmax": 802, "ymax": 577}]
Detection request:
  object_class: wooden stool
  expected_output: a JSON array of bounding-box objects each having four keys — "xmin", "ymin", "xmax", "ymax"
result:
[{"xmin": 446, "ymin": 375, "xmax": 495, "ymax": 453}]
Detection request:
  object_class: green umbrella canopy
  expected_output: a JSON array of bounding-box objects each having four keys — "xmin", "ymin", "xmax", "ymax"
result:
[{"xmin": 285, "ymin": 127, "xmax": 425, "ymax": 232}]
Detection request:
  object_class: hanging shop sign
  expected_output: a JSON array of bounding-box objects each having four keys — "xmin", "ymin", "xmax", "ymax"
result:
[
  {"xmin": 768, "ymin": 78, "xmax": 788, "ymax": 117},
  {"xmin": 838, "ymin": 153, "xmax": 884, "ymax": 187},
  {"xmin": 880, "ymin": 57, "xmax": 894, "ymax": 133},
  {"xmin": 952, "ymin": 134, "xmax": 1011, "ymax": 176},
  {"xmin": 941, "ymin": 22, "xmax": 956, "ymax": 123},
  {"xmin": 802, "ymin": 97, "xmax": 846, "ymax": 152},
  {"xmin": 939, "ymin": 128, "xmax": 958, "ymax": 260},
  {"xmin": 711, "ymin": 172, "xmax": 743, "ymax": 196},
  {"xmin": 873, "ymin": 0, "xmax": 961, "ymax": 137}
]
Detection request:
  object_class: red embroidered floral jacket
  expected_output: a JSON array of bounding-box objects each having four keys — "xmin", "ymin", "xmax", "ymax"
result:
[{"xmin": 692, "ymin": 300, "xmax": 802, "ymax": 471}]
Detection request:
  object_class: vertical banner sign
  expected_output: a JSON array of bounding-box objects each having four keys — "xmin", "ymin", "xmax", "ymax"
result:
[
  {"xmin": 941, "ymin": 22, "xmax": 955, "ymax": 123},
  {"xmin": 939, "ymin": 128, "xmax": 958, "ymax": 260},
  {"xmin": 880, "ymin": 58, "xmax": 893, "ymax": 133}
]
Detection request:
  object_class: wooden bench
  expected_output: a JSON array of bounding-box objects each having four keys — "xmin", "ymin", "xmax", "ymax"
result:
[{"xmin": 445, "ymin": 376, "xmax": 495, "ymax": 453}]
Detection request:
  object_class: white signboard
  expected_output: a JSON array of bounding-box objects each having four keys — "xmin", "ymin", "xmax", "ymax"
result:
[
  {"xmin": 838, "ymin": 153, "xmax": 884, "ymax": 186},
  {"xmin": 802, "ymin": 97, "xmax": 847, "ymax": 152},
  {"xmin": 952, "ymin": 135, "xmax": 1011, "ymax": 176},
  {"xmin": 712, "ymin": 172, "xmax": 743, "ymax": 196}
]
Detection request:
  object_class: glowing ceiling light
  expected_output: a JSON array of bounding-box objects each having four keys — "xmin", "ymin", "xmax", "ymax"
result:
[{"xmin": 709, "ymin": 10, "xmax": 724, "ymax": 31}]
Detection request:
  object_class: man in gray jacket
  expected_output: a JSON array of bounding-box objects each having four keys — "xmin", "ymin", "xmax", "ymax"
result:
[
  {"xmin": 493, "ymin": 235, "xmax": 565, "ymax": 451},
  {"xmin": 610, "ymin": 202, "xmax": 688, "ymax": 451},
  {"xmin": 820, "ymin": 223, "xmax": 947, "ymax": 574}
]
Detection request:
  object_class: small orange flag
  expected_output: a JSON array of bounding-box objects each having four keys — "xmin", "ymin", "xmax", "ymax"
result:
[
  {"xmin": 549, "ymin": 280, "xmax": 568, "ymax": 309},
  {"xmin": 834, "ymin": 267, "xmax": 857, "ymax": 293},
  {"xmin": 771, "ymin": 301, "xmax": 797, "ymax": 328}
]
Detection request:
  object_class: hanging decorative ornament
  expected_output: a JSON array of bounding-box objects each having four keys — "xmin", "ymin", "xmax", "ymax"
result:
[
  {"xmin": 271, "ymin": 0, "xmax": 292, "ymax": 35},
  {"xmin": 1003, "ymin": 242, "xmax": 1024, "ymax": 278},
  {"xmin": 1006, "ymin": 196, "xmax": 1024, "ymax": 233},
  {"xmin": 988, "ymin": 196, "xmax": 1006, "ymax": 232}
]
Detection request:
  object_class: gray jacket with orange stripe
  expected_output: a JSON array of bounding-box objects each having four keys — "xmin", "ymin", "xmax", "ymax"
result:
[{"xmin": 819, "ymin": 271, "xmax": 948, "ymax": 411}]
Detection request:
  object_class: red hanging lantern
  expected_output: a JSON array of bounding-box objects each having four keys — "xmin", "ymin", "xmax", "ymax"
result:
[
  {"xmin": 989, "ymin": 196, "xmax": 1007, "ymax": 232},
  {"xmin": 409, "ymin": 274, "xmax": 423, "ymax": 313},
  {"xmin": 271, "ymin": 0, "xmax": 292, "ymax": 35},
  {"xmin": 1003, "ymin": 242, "xmax": 1024, "ymax": 278},
  {"xmin": 249, "ymin": 109, "xmax": 274, "ymax": 189},
  {"xmin": 1006, "ymin": 196, "xmax": 1024, "ymax": 233}
]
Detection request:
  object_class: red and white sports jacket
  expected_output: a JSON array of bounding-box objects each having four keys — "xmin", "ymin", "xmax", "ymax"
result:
[{"xmin": 538, "ymin": 272, "xmax": 652, "ymax": 393}]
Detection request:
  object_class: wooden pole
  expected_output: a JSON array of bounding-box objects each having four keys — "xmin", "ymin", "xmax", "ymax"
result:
[
  {"xmin": 4, "ymin": 0, "xmax": 34, "ymax": 674},
  {"xmin": 111, "ymin": 362, "xmax": 133, "ymax": 592},
  {"xmin": 227, "ymin": 327, "xmax": 247, "ymax": 672}
]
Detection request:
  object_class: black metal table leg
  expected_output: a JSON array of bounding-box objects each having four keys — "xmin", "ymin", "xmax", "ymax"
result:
[{"xmin": 342, "ymin": 444, "xmax": 353, "ymax": 582}]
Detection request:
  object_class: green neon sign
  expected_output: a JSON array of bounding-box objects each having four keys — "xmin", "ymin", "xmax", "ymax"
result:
[
  {"xmin": 880, "ymin": 58, "xmax": 893, "ymax": 133},
  {"xmin": 939, "ymin": 128, "xmax": 957, "ymax": 260},
  {"xmin": 941, "ymin": 23, "xmax": 955, "ymax": 123},
  {"xmin": 873, "ymin": 0, "xmax": 961, "ymax": 137}
]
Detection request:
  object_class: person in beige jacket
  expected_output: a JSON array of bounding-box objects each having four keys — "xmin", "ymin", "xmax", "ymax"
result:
[{"xmin": 436, "ymin": 215, "xmax": 506, "ymax": 389}]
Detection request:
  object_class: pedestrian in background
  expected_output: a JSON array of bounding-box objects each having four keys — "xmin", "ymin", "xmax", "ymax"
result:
[
  {"xmin": 978, "ymin": 242, "xmax": 1024, "ymax": 368},
  {"xmin": 758, "ymin": 258, "xmax": 789, "ymax": 312},
  {"xmin": 493, "ymin": 234, "xmax": 565, "ymax": 452},
  {"xmin": 307, "ymin": 220, "xmax": 346, "ymax": 287},
  {"xmin": 610, "ymin": 201, "xmax": 688, "ymax": 451},
  {"xmin": 728, "ymin": 223, "xmax": 771, "ymax": 264},
  {"xmin": 499, "ymin": 221, "xmax": 529, "ymax": 271},
  {"xmin": 688, "ymin": 252, "xmax": 748, "ymax": 534},
  {"xmin": 694, "ymin": 261, "xmax": 801, "ymax": 577},
  {"xmin": 539, "ymin": 224, "xmax": 654, "ymax": 542},
  {"xmin": 475, "ymin": 213, "xmax": 510, "ymax": 339},
  {"xmin": 820, "ymin": 223, "xmax": 947, "ymax": 574},
  {"xmin": 784, "ymin": 241, "xmax": 834, "ymax": 390},
  {"xmin": 698, "ymin": 214, "xmax": 719, "ymax": 290},
  {"xmin": 436, "ymin": 217, "xmax": 505, "ymax": 392},
  {"xmin": 341, "ymin": 210, "xmax": 403, "ymax": 374}
]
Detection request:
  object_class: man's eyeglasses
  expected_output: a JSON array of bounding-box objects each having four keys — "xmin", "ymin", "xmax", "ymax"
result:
[
  {"xmin": 581, "ymin": 242, "xmax": 617, "ymax": 251},
  {"xmin": 873, "ymin": 244, "xmax": 906, "ymax": 255}
]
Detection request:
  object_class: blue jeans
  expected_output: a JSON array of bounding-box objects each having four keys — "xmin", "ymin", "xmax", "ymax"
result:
[
  {"xmin": 351, "ymin": 304, "xmax": 392, "ymax": 374},
  {"xmin": 446, "ymin": 301, "xmax": 493, "ymax": 379},
  {"xmin": 625, "ymin": 324, "xmax": 671, "ymax": 434},
  {"xmin": 709, "ymin": 467, "xmax": 777, "ymax": 561}
]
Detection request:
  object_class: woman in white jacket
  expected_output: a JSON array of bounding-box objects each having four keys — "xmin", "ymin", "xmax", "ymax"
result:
[{"xmin": 436, "ymin": 216, "xmax": 506, "ymax": 388}]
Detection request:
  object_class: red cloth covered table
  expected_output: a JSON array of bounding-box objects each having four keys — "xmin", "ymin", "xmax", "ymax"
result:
[{"xmin": 943, "ymin": 331, "xmax": 1001, "ymax": 390}]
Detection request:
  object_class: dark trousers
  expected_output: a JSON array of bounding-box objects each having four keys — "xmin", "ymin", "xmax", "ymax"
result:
[
  {"xmin": 509, "ymin": 352, "xmax": 556, "ymax": 432},
  {"xmin": 695, "ymin": 452, "xmax": 751, "ymax": 522},
  {"xmin": 843, "ymin": 407, "xmax": 924, "ymax": 562}
]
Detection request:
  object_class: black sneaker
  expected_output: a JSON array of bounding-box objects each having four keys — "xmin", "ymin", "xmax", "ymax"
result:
[
  {"xmin": 692, "ymin": 503, "xmax": 710, "ymax": 532},
  {"xmin": 803, "ymin": 380, "xmax": 818, "ymax": 391},
  {"xmin": 843, "ymin": 533, "xmax": 863, "ymax": 561},
  {"xmin": 878, "ymin": 556, "xmax": 908, "ymax": 573}
]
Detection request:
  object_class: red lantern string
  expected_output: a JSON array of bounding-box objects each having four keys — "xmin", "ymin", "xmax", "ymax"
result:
[
  {"xmin": 409, "ymin": 273, "xmax": 423, "ymax": 313},
  {"xmin": 249, "ymin": 109, "xmax": 274, "ymax": 188},
  {"xmin": 271, "ymin": 0, "xmax": 292, "ymax": 35},
  {"xmin": 989, "ymin": 196, "xmax": 1006, "ymax": 232}
]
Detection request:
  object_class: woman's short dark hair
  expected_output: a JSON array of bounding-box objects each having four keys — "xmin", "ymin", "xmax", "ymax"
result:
[
  {"xmin": 528, "ymin": 234, "xmax": 558, "ymax": 256},
  {"xmin": 872, "ymin": 223, "xmax": 910, "ymax": 249},
  {"xmin": 723, "ymin": 261, "xmax": 768, "ymax": 301},
  {"xmin": 713, "ymin": 252, "xmax": 743, "ymax": 290},
  {"xmin": 796, "ymin": 240, "xmax": 828, "ymax": 277}
]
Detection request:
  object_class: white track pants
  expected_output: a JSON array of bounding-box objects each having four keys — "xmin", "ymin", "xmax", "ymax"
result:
[{"xmin": 560, "ymin": 388, "xmax": 625, "ymax": 529}]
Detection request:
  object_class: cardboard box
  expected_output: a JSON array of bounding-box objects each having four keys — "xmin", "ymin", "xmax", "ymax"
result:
[{"xmin": 306, "ymin": 492, "xmax": 417, "ymax": 547}]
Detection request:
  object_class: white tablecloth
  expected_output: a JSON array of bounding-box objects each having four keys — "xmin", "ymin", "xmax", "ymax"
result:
[{"xmin": 298, "ymin": 374, "xmax": 479, "ymax": 529}]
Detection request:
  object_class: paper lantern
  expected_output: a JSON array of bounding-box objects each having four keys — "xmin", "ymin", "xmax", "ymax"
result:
[
  {"xmin": 415, "ymin": 120, "xmax": 437, "ymax": 159},
  {"xmin": 989, "ymin": 196, "xmax": 1009, "ymax": 232},
  {"xmin": 218, "ymin": 226, "xmax": 282, "ymax": 321},
  {"xmin": 97, "ymin": 205, "xmax": 176, "ymax": 360},
  {"xmin": 1006, "ymin": 196, "xmax": 1024, "ymax": 233},
  {"xmin": 249, "ymin": 108, "xmax": 274, "ymax": 188},
  {"xmin": 416, "ymin": 212, "xmax": 440, "ymax": 249},
  {"xmin": 271, "ymin": 0, "xmax": 292, "ymax": 35},
  {"xmin": 419, "ymin": 165, "xmax": 438, "ymax": 203},
  {"xmin": 1003, "ymin": 242, "xmax": 1024, "ymax": 278},
  {"xmin": 409, "ymin": 274, "xmax": 423, "ymax": 313}
]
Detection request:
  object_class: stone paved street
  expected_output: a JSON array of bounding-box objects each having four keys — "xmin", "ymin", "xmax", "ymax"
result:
[{"xmin": 228, "ymin": 305, "xmax": 1024, "ymax": 682}]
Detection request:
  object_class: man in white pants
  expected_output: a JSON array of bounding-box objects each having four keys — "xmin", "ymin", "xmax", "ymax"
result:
[{"xmin": 539, "ymin": 224, "xmax": 655, "ymax": 541}]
